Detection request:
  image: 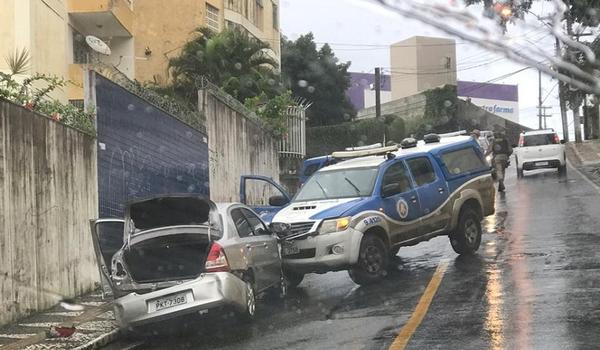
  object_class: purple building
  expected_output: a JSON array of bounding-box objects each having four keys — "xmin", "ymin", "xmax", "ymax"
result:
[
  {"xmin": 346, "ymin": 72, "xmax": 392, "ymax": 111},
  {"xmin": 346, "ymin": 72, "xmax": 519, "ymax": 123}
]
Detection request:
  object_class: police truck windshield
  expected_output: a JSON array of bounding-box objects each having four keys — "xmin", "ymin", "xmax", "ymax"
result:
[{"xmin": 294, "ymin": 168, "xmax": 379, "ymax": 202}]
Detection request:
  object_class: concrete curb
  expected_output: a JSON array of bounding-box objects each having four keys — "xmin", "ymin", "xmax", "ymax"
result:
[
  {"xmin": 568, "ymin": 143, "xmax": 600, "ymax": 166},
  {"xmin": 73, "ymin": 328, "xmax": 120, "ymax": 350}
]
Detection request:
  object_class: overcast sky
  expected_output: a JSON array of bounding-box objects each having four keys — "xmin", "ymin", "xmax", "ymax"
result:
[{"xmin": 281, "ymin": 0, "xmax": 569, "ymax": 136}]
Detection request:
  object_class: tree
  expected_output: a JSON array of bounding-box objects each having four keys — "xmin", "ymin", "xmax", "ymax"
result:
[
  {"xmin": 281, "ymin": 33, "xmax": 355, "ymax": 126},
  {"xmin": 168, "ymin": 27, "xmax": 282, "ymax": 104},
  {"xmin": 465, "ymin": 0, "xmax": 600, "ymax": 27}
]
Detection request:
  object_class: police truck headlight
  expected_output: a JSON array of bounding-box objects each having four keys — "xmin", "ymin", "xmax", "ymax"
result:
[{"xmin": 318, "ymin": 217, "xmax": 351, "ymax": 234}]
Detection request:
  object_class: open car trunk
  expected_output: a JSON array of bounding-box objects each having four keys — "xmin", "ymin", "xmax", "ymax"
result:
[
  {"xmin": 124, "ymin": 230, "xmax": 211, "ymax": 283},
  {"xmin": 123, "ymin": 195, "xmax": 221, "ymax": 284}
]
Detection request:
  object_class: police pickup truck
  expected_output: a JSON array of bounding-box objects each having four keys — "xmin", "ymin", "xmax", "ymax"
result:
[{"xmin": 267, "ymin": 135, "xmax": 496, "ymax": 286}]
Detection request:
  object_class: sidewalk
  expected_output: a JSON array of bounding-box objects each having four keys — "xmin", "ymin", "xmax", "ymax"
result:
[
  {"xmin": 566, "ymin": 141, "xmax": 600, "ymax": 188},
  {"xmin": 566, "ymin": 140, "xmax": 600, "ymax": 166},
  {"xmin": 0, "ymin": 290, "xmax": 119, "ymax": 350}
]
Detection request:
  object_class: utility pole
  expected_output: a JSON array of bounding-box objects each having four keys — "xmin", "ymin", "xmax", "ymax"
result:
[
  {"xmin": 555, "ymin": 37, "xmax": 569, "ymax": 142},
  {"xmin": 375, "ymin": 67, "xmax": 381, "ymax": 120},
  {"xmin": 538, "ymin": 69, "xmax": 543, "ymax": 129}
]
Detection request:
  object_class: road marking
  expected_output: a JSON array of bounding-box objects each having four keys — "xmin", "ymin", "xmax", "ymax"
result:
[{"xmin": 388, "ymin": 260, "xmax": 449, "ymax": 350}]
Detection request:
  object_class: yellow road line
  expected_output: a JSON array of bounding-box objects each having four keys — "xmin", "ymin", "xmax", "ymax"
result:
[{"xmin": 388, "ymin": 260, "xmax": 449, "ymax": 350}]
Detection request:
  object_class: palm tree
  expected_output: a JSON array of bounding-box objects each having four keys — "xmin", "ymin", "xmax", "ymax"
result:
[{"xmin": 169, "ymin": 27, "xmax": 282, "ymax": 103}]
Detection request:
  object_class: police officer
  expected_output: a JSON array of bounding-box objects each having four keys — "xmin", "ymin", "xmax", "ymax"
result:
[{"xmin": 487, "ymin": 128, "xmax": 512, "ymax": 192}]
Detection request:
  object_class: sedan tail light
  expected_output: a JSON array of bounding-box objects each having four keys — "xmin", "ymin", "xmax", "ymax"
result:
[{"xmin": 205, "ymin": 242, "xmax": 230, "ymax": 272}]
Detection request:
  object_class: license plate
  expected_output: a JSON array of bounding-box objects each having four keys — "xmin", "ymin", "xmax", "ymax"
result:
[
  {"xmin": 147, "ymin": 291, "xmax": 192, "ymax": 313},
  {"xmin": 282, "ymin": 242, "xmax": 300, "ymax": 256},
  {"xmin": 536, "ymin": 161, "xmax": 549, "ymax": 166}
]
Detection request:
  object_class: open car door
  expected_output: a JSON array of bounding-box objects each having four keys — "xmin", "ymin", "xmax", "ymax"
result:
[
  {"xmin": 89, "ymin": 219, "xmax": 125, "ymax": 298},
  {"xmin": 240, "ymin": 175, "xmax": 291, "ymax": 224}
]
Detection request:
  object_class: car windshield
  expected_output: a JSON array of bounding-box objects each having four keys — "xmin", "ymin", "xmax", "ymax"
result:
[{"xmin": 294, "ymin": 167, "xmax": 379, "ymax": 202}]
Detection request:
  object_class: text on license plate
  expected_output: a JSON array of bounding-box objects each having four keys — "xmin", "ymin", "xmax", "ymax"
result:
[
  {"xmin": 536, "ymin": 161, "xmax": 549, "ymax": 166},
  {"xmin": 282, "ymin": 242, "xmax": 300, "ymax": 256},
  {"xmin": 147, "ymin": 291, "xmax": 192, "ymax": 313}
]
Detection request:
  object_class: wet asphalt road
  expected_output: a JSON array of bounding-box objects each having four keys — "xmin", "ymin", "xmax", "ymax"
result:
[{"xmin": 117, "ymin": 162, "xmax": 600, "ymax": 350}]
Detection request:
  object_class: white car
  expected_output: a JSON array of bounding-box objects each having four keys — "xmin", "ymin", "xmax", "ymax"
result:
[{"xmin": 514, "ymin": 129, "xmax": 566, "ymax": 178}]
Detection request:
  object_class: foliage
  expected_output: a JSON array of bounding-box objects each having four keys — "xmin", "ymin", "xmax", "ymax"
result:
[
  {"xmin": 281, "ymin": 33, "xmax": 356, "ymax": 126},
  {"xmin": 168, "ymin": 27, "xmax": 282, "ymax": 104},
  {"xmin": 5, "ymin": 47, "xmax": 31, "ymax": 75},
  {"xmin": 244, "ymin": 91, "xmax": 294, "ymax": 139},
  {"xmin": 413, "ymin": 85, "xmax": 459, "ymax": 137},
  {"xmin": 465, "ymin": 0, "xmax": 600, "ymax": 27},
  {"xmin": 306, "ymin": 116, "xmax": 409, "ymax": 157},
  {"xmin": 0, "ymin": 72, "xmax": 95, "ymax": 135}
]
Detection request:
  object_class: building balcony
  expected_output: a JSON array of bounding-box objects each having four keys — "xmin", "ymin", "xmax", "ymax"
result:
[{"xmin": 68, "ymin": 0, "xmax": 134, "ymax": 37}]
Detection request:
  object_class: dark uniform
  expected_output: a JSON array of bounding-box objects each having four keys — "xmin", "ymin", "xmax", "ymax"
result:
[{"xmin": 488, "ymin": 132, "xmax": 512, "ymax": 192}]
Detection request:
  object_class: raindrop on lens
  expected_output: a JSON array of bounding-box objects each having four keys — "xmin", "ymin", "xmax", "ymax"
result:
[
  {"xmin": 307, "ymin": 86, "xmax": 315, "ymax": 93},
  {"xmin": 235, "ymin": 62, "xmax": 243, "ymax": 70},
  {"xmin": 145, "ymin": 106, "xmax": 153, "ymax": 113},
  {"xmin": 444, "ymin": 100, "xmax": 453, "ymax": 107},
  {"xmin": 127, "ymin": 104, "xmax": 135, "ymax": 111},
  {"xmin": 297, "ymin": 80, "xmax": 308, "ymax": 88},
  {"xmin": 176, "ymin": 175, "xmax": 183, "ymax": 181},
  {"xmin": 187, "ymin": 184, "xmax": 196, "ymax": 192},
  {"xmin": 186, "ymin": 131, "xmax": 193, "ymax": 138},
  {"xmin": 136, "ymin": 131, "xmax": 143, "ymax": 138}
]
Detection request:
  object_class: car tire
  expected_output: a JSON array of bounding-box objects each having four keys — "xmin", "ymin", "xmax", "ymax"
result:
[
  {"xmin": 283, "ymin": 269, "xmax": 304, "ymax": 288},
  {"xmin": 239, "ymin": 277, "xmax": 256, "ymax": 323},
  {"xmin": 559, "ymin": 164, "xmax": 567, "ymax": 177},
  {"xmin": 449, "ymin": 208, "xmax": 482, "ymax": 255},
  {"xmin": 348, "ymin": 234, "xmax": 389, "ymax": 285}
]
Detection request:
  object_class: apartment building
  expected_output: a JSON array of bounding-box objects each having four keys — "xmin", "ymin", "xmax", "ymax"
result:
[{"xmin": 0, "ymin": 0, "xmax": 280, "ymax": 102}]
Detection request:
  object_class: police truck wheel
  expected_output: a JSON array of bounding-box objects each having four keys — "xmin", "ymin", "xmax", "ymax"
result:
[
  {"xmin": 283, "ymin": 269, "xmax": 304, "ymax": 288},
  {"xmin": 348, "ymin": 235, "xmax": 389, "ymax": 285},
  {"xmin": 450, "ymin": 208, "xmax": 482, "ymax": 255}
]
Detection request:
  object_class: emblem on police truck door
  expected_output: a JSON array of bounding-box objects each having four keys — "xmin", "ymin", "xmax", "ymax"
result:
[{"xmin": 397, "ymin": 198, "xmax": 409, "ymax": 219}]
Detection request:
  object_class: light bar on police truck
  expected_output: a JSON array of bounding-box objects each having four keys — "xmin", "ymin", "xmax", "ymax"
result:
[
  {"xmin": 344, "ymin": 143, "xmax": 383, "ymax": 151},
  {"xmin": 332, "ymin": 145, "xmax": 399, "ymax": 159}
]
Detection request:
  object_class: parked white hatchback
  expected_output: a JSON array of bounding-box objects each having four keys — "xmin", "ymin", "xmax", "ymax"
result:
[{"xmin": 514, "ymin": 129, "xmax": 566, "ymax": 178}]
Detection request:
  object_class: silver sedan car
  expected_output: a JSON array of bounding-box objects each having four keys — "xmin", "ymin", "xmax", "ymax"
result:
[{"xmin": 90, "ymin": 195, "xmax": 286, "ymax": 331}]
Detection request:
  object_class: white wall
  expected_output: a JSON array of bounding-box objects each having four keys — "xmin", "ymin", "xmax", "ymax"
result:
[
  {"xmin": 460, "ymin": 97, "xmax": 520, "ymax": 124},
  {"xmin": 364, "ymin": 90, "xmax": 392, "ymax": 109}
]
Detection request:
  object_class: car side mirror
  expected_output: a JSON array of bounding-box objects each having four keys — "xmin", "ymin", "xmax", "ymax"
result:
[
  {"xmin": 382, "ymin": 183, "xmax": 402, "ymax": 198},
  {"xmin": 269, "ymin": 195, "xmax": 289, "ymax": 207},
  {"xmin": 560, "ymin": 140, "xmax": 566, "ymax": 144}
]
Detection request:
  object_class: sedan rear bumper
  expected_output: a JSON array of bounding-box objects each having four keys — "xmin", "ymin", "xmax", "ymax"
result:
[{"xmin": 113, "ymin": 272, "xmax": 246, "ymax": 329}]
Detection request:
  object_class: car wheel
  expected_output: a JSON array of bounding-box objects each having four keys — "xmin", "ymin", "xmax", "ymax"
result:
[
  {"xmin": 558, "ymin": 164, "xmax": 567, "ymax": 177},
  {"xmin": 449, "ymin": 208, "xmax": 482, "ymax": 255},
  {"xmin": 348, "ymin": 234, "xmax": 389, "ymax": 285},
  {"xmin": 283, "ymin": 269, "xmax": 304, "ymax": 288},
  {"xmin": 239, "ymin": 278, "xmax": 256, "ymax": 322}
]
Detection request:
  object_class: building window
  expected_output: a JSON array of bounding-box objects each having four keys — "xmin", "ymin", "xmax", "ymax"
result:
[
  {"xmin": 206, "ymin": 4, "xmax": 220, "ymax": 32},
  {"xmin": 272, "ymin": 2, "xmax": 278, "ymax": 29},
  {"xmin": 72, "ymin": 30, "xmax": 91, "ymax": 64}
]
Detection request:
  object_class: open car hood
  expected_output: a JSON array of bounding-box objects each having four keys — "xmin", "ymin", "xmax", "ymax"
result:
[{"xmin": 125, "ymin": 195, "xmax": 221, "ymax": 237}]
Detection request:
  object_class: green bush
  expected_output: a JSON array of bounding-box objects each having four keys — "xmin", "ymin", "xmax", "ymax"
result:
[{"xmin": 0, "ymin": 72, "xmax": 95, "ymax": 135}]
